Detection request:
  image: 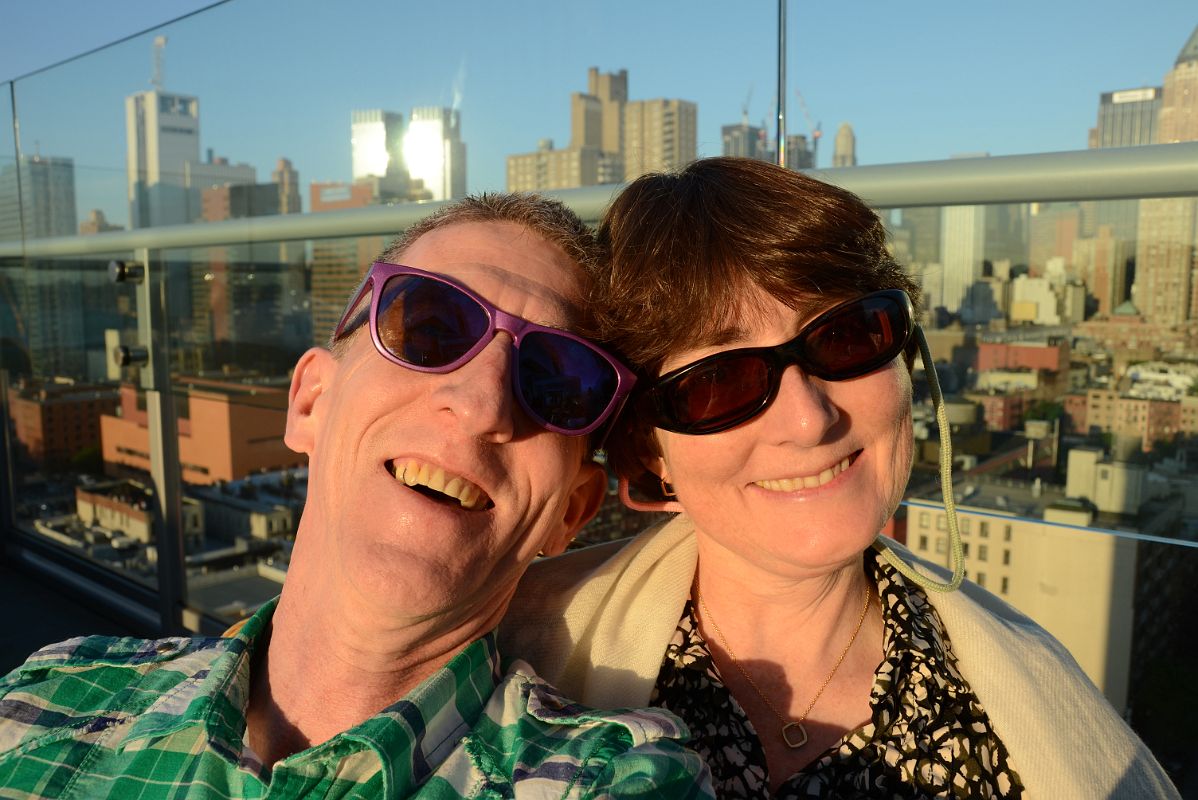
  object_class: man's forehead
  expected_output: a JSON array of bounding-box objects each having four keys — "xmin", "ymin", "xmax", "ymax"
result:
[{"xmin": 399, "ymin": 221, "xmax": 588, "ymax": 328}]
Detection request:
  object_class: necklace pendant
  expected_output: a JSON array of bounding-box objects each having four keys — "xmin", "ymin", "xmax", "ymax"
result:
[{"xmin": 782, "ymin": 721, "xmax": 808, "ymax": 749}]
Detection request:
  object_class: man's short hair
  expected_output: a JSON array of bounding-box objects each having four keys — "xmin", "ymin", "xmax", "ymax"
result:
[{"xmin": 330, "ymin": 192, "xmax": 599, "ymax": 357}]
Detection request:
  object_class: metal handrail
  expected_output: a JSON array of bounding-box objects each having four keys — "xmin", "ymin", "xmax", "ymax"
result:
[{"xmin": 2, "ymin": 142, "xmax": 1196, "ymax": 259}]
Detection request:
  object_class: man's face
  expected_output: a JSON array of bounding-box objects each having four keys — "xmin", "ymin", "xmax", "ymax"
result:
[{"xmin": 285, "ymin": 220, "xmax": 603, "ymax": 629}]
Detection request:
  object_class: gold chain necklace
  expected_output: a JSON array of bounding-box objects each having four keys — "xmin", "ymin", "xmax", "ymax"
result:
[{"xmin": 697, "ymin": 584, "xmax": 871, "ymax": 749}]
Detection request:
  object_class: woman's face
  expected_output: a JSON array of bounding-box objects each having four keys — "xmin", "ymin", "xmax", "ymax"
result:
[{"xmin": 651, "ymin": 288, "xmax": 914, "ymax": 579}]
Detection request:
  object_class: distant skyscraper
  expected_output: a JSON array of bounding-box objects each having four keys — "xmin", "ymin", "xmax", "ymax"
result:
[
  {"xmin": 0, "ymin": 155, "xmax": 77, "ymax": 241},
  {"xmin": 351, "ymin": 110, "xmax": 405, "ymax": 181},
  {"xmin": 271, "ymin": 158, "xmax": 302, "ymax": 215},
  {"xmin": 589, "ymin": 67, "xmax": 627, "ymax": 155},
  {"xmin": 785, "ymin": 134, "xmax": 815, "ymax": 170},
  {"xmin": 509, "ymin": 68, "xmax": 627, "ymax": 192},
  {"xmin": 833, "ymin": 123, "xmax": 857, "ymax": 167},
  {"xmin": 722, "ymin": 122, "xmax": 768, "ymax": 160},
  {"xmin": 403, "ymin": 107, "xmax": 466, "ymax": 201},
  {"xmin": 1087, "ymin": 87, "xmax": 1161, "ymax": 262},
  {"xmin": 941, "ymin": 204, "xmax": 987, "ymax": 317},
  {"xmin": 1134, "ymin": 25, "xmax": 1198, "ymax": 327},
  {"xmin": 1092, "ymin": 87, "xmax": 1161, "ymax": 148},
  {"xmin": 125, "ymin": 89, "xmax": 200, "ymax": 228},
  {"xmin": 624, "ymin": 98, "xmax": 697, "ymax": 181}
]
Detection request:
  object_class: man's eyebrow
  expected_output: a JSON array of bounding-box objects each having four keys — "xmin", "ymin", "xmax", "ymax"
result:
[{"xmin": 468, "ymin": 263, "xmax": 585, "ymax": 327}]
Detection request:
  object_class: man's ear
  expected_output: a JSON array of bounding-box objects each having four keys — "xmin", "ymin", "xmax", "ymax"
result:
[
  {"xmin": 285, "ymin": 347, "xmax": 336, "ymax": 456},
  {"xmin": 541, "ymin": 461, "xmax": 607, "ymax": 557}
]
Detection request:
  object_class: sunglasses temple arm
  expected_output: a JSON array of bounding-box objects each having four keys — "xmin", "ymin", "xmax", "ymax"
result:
[
  {"xmin": 332, "ymin": 276, "xmax": 374, "ymax": 344},
  {"xmin": 872, "ymin": 324, "xmax": 965, "ymax": 593}
]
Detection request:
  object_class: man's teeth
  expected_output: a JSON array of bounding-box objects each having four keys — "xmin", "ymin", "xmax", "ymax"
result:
[
  {"xmin": 393, "ymin": 460, "xmax": 487, "ymax": 510},
  {"xmin": 755, "ymin": 456, "xmax": 852, "ymax": 492}
]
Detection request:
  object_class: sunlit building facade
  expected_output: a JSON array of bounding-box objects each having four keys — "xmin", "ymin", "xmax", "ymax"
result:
[{"xmin": 403, "ymin": 106, "xmax": 466, "ymax": 202}]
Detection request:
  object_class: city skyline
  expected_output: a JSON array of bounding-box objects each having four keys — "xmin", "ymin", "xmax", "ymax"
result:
[{"xmin": 1, "ymin": 0, "xmax": 1196, "ymax": 232}]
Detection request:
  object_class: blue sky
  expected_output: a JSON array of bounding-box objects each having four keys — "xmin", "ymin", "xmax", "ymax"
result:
[{"xmin": 1, "ymin": 0, "xmax": 1195, "ymax": 228}]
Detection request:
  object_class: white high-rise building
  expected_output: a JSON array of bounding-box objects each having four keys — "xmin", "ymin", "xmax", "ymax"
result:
[
  {"xmin": 403, "ymin": 107, "xmax": 466, "ymax": 201},
  {"xmin": 125, "ymin": 89, "xmax": 200, "ymax": 228},
  {"xmin": 940, "ymin": 204, "xmax": 987, "ymax": 316},
  {"xmin": 351, "ymin": 110, "xmax": 405, "ymax": 181}
]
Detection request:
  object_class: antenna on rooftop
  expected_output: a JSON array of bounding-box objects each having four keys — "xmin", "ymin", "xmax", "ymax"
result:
[
  {"xmin": 152, "ymin": 36, "xmax": 167, "ymax": 89},
  {"xmin": 741, "ymin": 86, "xmax": 753, "ymax": 126}
]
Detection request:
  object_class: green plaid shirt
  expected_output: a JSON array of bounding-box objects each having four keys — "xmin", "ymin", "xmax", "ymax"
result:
[{"xmin": 0, "ymin": 598, "xmax": 711, "ymax": 799}]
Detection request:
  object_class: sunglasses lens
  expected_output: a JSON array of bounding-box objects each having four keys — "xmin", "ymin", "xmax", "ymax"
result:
[
  {"xmin": 518, "ymin": 331, "xmax": 619, "ymax": 432},
  {"xmin": 662, "ymin": 356, "xmax": 771, "ymax": 433},
  {"xmin": 802, "ymin": 295, "xmax": 907, "ymax": 380},
  {"xmin": 377, "ymin": 276, "xmax": 489, "ymax": 367}
]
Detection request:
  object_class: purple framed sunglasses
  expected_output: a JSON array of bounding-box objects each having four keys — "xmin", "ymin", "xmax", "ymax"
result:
[{"xmin": 334, "ymin": 262, "xmax": 636, "ymax": 436}]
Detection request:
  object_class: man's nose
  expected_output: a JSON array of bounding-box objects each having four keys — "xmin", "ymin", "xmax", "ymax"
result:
[{"xmin": 431, "ymin": 333, "xmax": 518, "ymax": 443}]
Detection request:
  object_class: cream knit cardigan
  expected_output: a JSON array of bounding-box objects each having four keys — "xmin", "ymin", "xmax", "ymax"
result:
[{"xmin": 500, "ymin": 514, "xmax": 1179, "ymax": 799}]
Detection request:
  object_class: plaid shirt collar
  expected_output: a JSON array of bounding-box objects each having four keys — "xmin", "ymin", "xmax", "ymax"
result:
[{"xmin": 116, "ymin": 597, "xmax": 503, "ymax": 795}]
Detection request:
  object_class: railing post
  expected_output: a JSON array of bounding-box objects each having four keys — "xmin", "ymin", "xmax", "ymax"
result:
[
  {"xmin": 125, "ymin": 247, "xmax": 187, "ymax": 633},
  {"xmin": 776, "ymin": 0, "xmax": 787, "ymax": 168}
]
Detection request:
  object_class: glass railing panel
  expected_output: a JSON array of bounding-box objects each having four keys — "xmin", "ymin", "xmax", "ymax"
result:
[
  {"xmin": 0, "ymin": 82, "xmax": 17, "ymax": 244},
  {"xmin": 1, "ymin": 253, "xmax": 158, "ymax": 586},
  {"xmin": 897, "ymin": 502, "xmax": 1197, "ymax": 781}
]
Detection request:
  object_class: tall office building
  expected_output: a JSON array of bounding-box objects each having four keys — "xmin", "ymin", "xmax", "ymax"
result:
[
  {"xmin": 125, "ymin": 89, "xmax": 200, "ymax": 228},
  {"xmin": 1092, "ymin": 87, "xmax": 1161, "ymax": 148},
  {"xmin": 509, "ymin": 68, "xmax": 627, "ymax": 191},
  {"xmin": 722, "ymin": 122, "xmax": 768, "ymax": 161},
  {"xmin": 940, "ymin": 204, "xmax": 987, "ymax": 318},
  {"xmin": 403, "ymin": 107, "xmax": 466, "ymax": 201},
  {"xmin": 833, "ymin": 123, "xmax": 857, "ymax": 167},
  {"xmin": 1134, "ymin": 25, "xmax": 1198, "ymax": 328},
  {"xmin": 624, "ymin": 98, "xmax": 697, "ymax": 181},
  {"xmin": 272, "ymin": 158, "xmax": 302, "ymax": 215},
  {"xmin": 1085, "ymin": 87, "xmax": 1161, "ymax": 283},
  {"xmin": 785, "ymin": 134, "xmax": 815, "ymax": 170},
  {"xmin": 588, "ymin": 67, "xmax": 627, "ymax": 156},
  {"xmin": 0, "ymin": 155, "xmax": 77, "ymax": 241},
  {"xmin": 351, "ymin": 110, "xmax": 404, "ymax": 182}
]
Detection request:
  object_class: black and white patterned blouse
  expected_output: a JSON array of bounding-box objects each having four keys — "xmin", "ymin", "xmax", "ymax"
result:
[{"xmin": 650, "ymin": 550, "xmax": 1023, "ymax": 798}]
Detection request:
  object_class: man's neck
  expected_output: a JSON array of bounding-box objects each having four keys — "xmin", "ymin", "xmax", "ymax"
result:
[{"xmin": 243, "ymin": 561, "xmax": 502, "ymax": 769}]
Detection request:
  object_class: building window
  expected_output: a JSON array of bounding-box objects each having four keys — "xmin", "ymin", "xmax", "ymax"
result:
[
  {"xmin": 920, "ymin": 511, "xmax": 930, "ymax": 528},
  {"xmin": 976, "ymin": 572, "xmax": 986, "ymax": 588},
  {"xmin": 918, "ymin": 535, "xmax": 929, "ymax": 551},
  {"xmin": 962, "ymin": 542, "xmax": 970, "ymax": 557},
  {"xmin": 979, "ymin": 521, "xmax": 990, "ymax": 538},
  {"xmin": 961, "ymin": 518, "xmax": 970, "ymax": 535},
  {"xmin": 935, "ymin": 537, "xmax": 947, "ymax": 554},
  {"xmin": 1003, "ymin": 549, "xmax": 1011, "ymax": 566},
  {"xmin": 937, "ymin": 516, "xmax": 947, "ymax": 531},
  {"xmin": 1004, "ymin": 525, "xmax": 1012, "ymax": 541},
  {"xmin": 1001, "ymin": 576, "xmax": 1009, "ymax": 595},
  {"xmin": 978, "ymin": 545, "xmax": 989, "ymax": 562}
]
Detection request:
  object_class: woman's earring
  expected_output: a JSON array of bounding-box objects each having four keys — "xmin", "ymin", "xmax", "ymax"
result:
[{"xmin": 660, "ymin": 478, "xmax": 677, "ymax": 498}]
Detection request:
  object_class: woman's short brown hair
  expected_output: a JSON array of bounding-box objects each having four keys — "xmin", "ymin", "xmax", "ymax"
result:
[{"xmin": 593, "ymin": 156, "xmax": 920, "ymax": 485}]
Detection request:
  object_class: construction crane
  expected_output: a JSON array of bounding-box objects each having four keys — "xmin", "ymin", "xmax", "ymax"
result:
[
  {"xmin": 151, "ymin": 36, "xmax": 167, "ymax": 89},
  {"xmin": 741, "ymin": 85, "xmax": 753, "ymax": 126},
  {"xmin": 795, "ymin": 89, "xmax": 822, "ymax": 167}
]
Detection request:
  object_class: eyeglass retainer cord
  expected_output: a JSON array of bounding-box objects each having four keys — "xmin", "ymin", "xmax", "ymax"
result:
[{"xmin": 871, "ymin": 324, "xmax": 965, "ymax": 593}]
